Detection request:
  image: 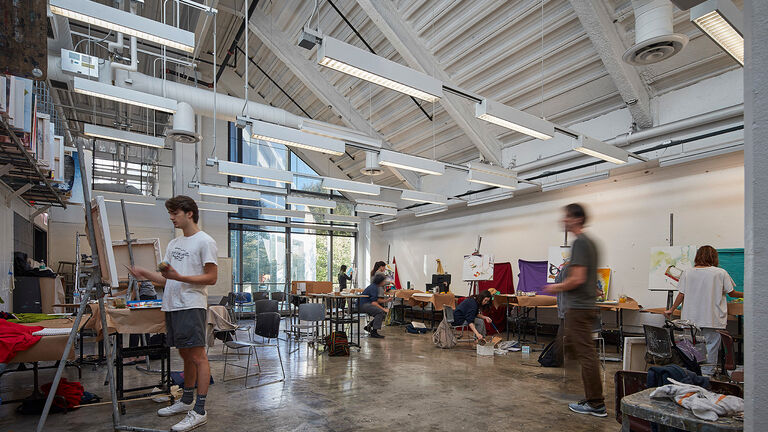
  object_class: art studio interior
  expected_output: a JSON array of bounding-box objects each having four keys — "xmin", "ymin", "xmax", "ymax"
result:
[{"xmin": 1, "ymin": 0, "xmax": 766, "ymax": 431}]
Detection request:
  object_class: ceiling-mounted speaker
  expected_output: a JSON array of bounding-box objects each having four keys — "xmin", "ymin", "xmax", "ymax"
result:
[
  {"xmin": 623, "ymin": 0, "xmax": 689, "ymax": 65},
  {"xmin": 360, "ymin": 151, "xmax": 384, "ymax": 176},
  {"xmin": 167, "ymin": 102, "xmax": 200, "ymax": 143}
]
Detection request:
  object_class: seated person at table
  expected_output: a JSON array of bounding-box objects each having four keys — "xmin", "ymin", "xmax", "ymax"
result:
[
  {"xmin": 665, "ymin": 245, "xmax": 743, "ymax": 375},
  {"xmin": 453, "ymin": 290, "xmax": 493, "ymax": 340},
  {"xmin": 360, "ymin": 273, "xmax": 391, "ymax": 339}
]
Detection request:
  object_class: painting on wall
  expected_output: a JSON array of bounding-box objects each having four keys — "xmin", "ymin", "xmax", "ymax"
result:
[
  {"xmin": 597, "ymin": 268, "xmax": 611, "ymax": 301},
  {"xmin": 462, "ymin": 254, "xmax": 494, "ymax": 281},
  {"xmin": 547, "ymin": 246, "xmax": 572, "ymax": 283},
  {"xmin": 648, "ymin": 245, "xmax": 696, "ymax": 291}
]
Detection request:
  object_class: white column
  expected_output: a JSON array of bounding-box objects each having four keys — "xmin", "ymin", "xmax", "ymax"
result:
[{"xmin": 744, "ymin": 1, "xmax": 768, "ymax": 430}]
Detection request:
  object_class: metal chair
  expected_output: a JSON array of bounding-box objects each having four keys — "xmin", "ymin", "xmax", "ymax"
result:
[
  {"xmin": 253, "ymin": 291, "xmax": 269, "ymax": 301},
  {"xmin": 222, "ymin": 312, "xmax": 285, "ymax": 388},
  {"xmin": 253, "ymin": 299, "xmax": 279, "ymax": 341},
  {"xmin": 270, "ymin": 291, "xmax": 286, "ymax": 312},
  {"xmin": 233, "ymin": 292, "xmax": 254, "ymax": 321},
  {"xmin": 289, "ymin": 302, "xmax": 325, "ymax": 354}
]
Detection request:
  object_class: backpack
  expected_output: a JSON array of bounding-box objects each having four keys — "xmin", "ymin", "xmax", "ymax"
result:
[
  {"xmin": 432, "ymin": 317, "xmax": 457, "ymax": 349},
  {"xmin": 324, "ymin": 331, "xmax": 350, "ymax": 356},
  {"xmin": 538, "ymin": 340, "xmax": 562, "ymax": 367}
]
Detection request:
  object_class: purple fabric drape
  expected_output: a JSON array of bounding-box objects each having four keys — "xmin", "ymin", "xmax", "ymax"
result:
[{"xmin": 517, "ymin": 259, "xmax": 549, "ymax": 294}]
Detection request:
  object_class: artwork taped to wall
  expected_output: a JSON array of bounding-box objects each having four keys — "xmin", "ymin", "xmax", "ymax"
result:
[
  {"xmin": 89, "ymin": 195, "xmax": 119, "ymax": 288},
  {"xmin": 649, "ymin": 245, "xmax": 696, "ymax": 291},
  {"xmin": 597, "ymin": 268, "xmax": 611, "ymax": 301},
  {"xmin": 547, "ymin": 246, "xmax": 572, "ymax": 283},
  {"xmin": 112, "ymin": 238, "xmax": 162, "ymax": 281},
  {"xmin": 462, "ymin": 254, "xmax": 494, "ymax": 281},
  {"xmin": 208, "ymin": 257, "xmax": 232, "ymax": 297}
]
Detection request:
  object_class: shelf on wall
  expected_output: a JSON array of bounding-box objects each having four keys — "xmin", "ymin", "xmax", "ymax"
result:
[{"xmin": 0, "ymin": 115, "xmax": 67, "ymax": 208}]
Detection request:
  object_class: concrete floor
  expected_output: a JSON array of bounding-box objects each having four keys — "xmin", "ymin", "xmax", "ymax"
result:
[{"xmin": 0, "ymin": 326, "xmax": 622, "ymax": 432}]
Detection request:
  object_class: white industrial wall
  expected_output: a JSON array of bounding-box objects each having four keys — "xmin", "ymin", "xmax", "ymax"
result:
[{"xmin": 372, "ymin": 152, "xmax": 744, "ymax": 330}]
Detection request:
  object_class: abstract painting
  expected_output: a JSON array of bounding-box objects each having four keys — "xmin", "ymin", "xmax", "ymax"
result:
[
  {"xmin": 463, "ymin": 254, "xmax": 494, "ymax": 281},
  {"xmin": 597, "ymin": 268, "xmax": 611, "ymax": 301},
  {"xmin": 547, "ymin": 246, "xmax": 572, "ymax": 283},
  {"xmin": 649, "ymin": 246, "xmax": 696, "ymax": 291}
]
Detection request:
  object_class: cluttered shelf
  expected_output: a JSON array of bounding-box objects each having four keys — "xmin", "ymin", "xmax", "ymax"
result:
[{"xmin": 0, "ymin": 113, "xmax": 67, "ymax": 208}]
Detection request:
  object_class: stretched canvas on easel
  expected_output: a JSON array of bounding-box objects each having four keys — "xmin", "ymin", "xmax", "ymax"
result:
[
  {"xmin": 597, "ymin": 268, "xmax": 611, "ymax": 301},
  {"xmin": 649, "ymin": 245, "xmax": 696, "ymax": 290},
  {"xmin": 112, "ymin": 238, "xmax": 162, "ymax": 281},
  {"xmin": 462, "ymin": 254, "xmax": 494, "ymax": 281},
  {"xmin": 547, "ymin": 246, "xmax": 571, "ymax": 283},
  {"xmin": 89, "ymin": 195, "xmax": 119, "ymax": 288}
]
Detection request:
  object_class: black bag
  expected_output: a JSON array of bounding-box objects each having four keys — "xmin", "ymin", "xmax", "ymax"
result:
[
  {"xmin": 324, "ymin": 331, "xmax": 350, "ymax": 356},
  {"xmin": 405, "ymin": 324, "xmax": 428, "ymax": 334},
  {"xmin": 538, "ymin": 340, "xmax": 562, "ymax": 367}
]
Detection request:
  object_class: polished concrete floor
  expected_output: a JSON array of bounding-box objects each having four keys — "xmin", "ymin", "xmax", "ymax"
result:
[{"xmin": 1, "ymin": 325, "xmax": 622, "ymax": 431}]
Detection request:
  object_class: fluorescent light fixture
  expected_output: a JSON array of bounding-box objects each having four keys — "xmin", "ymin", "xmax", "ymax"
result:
[
  {"xmin": 475, "ymin": 99, "xmax": 555, "ymax": 140},
  {"xmin": 466, "ymin": 191, "xmax": 514, "ymax": 207},
  {"xmin": 377, "ymin": 150, "xmax": 445, "ymax": 176},
  {"xmin": 573, "ymin": 136, "xmax": 628, "ymax": 165},
  {"xmin": 373, "ymin": 217, "xmax": 397, "ymax": 225},
  {"xmin": 228, "ymin": 181, "xmax": 288, "ymax": 196},
  {"xmin": 356, "ymin": 204, "xmax": 397, "ymax": 216},
  {"xmin": 658, "ymin": 143, "xmax": 743, "ymax": 167},
  {"xmin": 84, "ymin": 124, "xmax": 165, "ymax": 148},
  {"xmin": 198, "ymin": 202, "xmax": 238, "ymax": 213},
  {"xmin": 541, "ymin": 172, "xmax": 609, "ymax": 192},
  {"xmin": 259, "ymin": 207, "xmax": 308, "ymax": 219},
  {"xmin": 318, "ymin": 35, "xmax": 443, "ymax": 103},
  {"xmin": 322, "ymin": 178, "xmax": 380, "ymax": 196},
  {"xmin": 286, "ymin": 195, "xmax": 337, "ymax": 209},
  {"xmin": 690, "ymin": 0, "xmax": 743, "ymax": 65},
  {"xmin": 324, "ymin": 214, "xmax": 360, "ymax": 224},
  {"xmin": 301, "ymin": 121, "xmax": 382, "ymax": 148},
  {"xmin": 467, "ymin": 170, "xmax": 518, "ymax": 190},
  {"xmin": 414, "ymin": 206, "xmax": 448, "ymax": 217},
  {"xmin": 50, "ymin": 0, "xmax": 195, "ymax": 53},
  {"xmin": 97, "ymin": 191, "xmax": 156, "ymax": 206},
  {"xmin": 400, "ymin": 190, "xmax": 448, "ymax": 205},
  {"xmin": 251, "ymin": 120, "xmax": 345, "ymax": 156},
  {"xmin": 217, "ymin": 160, "xmax": 293, "ymax": 184},
  {"xmin": 74, "ymin": 77, "xmax": 177, "ymax": 113},
  {"xmin": 355, "ymin": 198, "xmax": 398, "ymax": 208},
  {"xmin": 467, "ymin": 162, "xmax": 518, "ymax": 178},
  {"xmin": 198, "ymin": 184, "xmax": 261, "ymax": 201}
]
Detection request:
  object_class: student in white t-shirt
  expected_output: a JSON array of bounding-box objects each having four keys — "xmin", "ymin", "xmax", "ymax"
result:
[
  {"xmin": 665, "ymin": 245, "xmax": 743, "ymax": 376},
  {"xmin": 129, "ymin": 196, "xmax": 218, "ymax": 432}
]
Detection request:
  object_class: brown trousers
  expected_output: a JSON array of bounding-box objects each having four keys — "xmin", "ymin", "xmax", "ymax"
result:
[{"xmin": 564, "ymin": 308, "xmax": 604, "ymax": 407}]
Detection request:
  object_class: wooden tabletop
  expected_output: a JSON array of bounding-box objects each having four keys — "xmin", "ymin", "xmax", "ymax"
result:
[{"xmin": 621, "ymin": 388, "xmax": 743, "ymax": 431}]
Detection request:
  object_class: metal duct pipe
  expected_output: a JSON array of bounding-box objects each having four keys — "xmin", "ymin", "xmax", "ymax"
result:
[
  {"xmin": 47, "ymin": 55, "xmax": 303, "ymax": 129},
  {"xmin": 109, "ymin": 1, "xmax": 137, "ymax": 72},
  {"xmin": 515, "ymin": 104, "xmax": 744, "ymax": 174}
]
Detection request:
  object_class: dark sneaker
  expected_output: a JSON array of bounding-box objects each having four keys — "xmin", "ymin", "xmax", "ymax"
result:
[
  {"xmin": 370, "ymin": 330, "xmax": 385, "ymax": 339},
  {"xmin": 568, "ymin": 401, "xmax": 607, "ymax": 417},
  {"xmin": 364, "ymin": 323, "xmax": 372, "ymax": 333}
]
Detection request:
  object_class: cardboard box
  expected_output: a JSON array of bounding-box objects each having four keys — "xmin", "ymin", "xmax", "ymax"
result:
[{"xmin": 291, "ymin": 281, "xmax": 332, "ymax": 294}]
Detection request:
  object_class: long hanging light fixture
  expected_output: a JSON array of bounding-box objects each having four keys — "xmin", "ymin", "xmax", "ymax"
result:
[
  {"xmin": 97, "ymin": 191, "xmax": 156, "ymax": 206},
  {"xmin": 321, "ymin": 178, "xmax": 380, "ymax": 196},
  {"xmin": 466, "ymin": 191, "xmax": 514, "ymax": 207},
  {"xmin": 217, "ymin": 160, "xmax": 293, "ymax": 184},
  {"xmin": 197, "ymin": 202, "xmax": 238, "ymax": 213},
  {"xmin": 573, "ymin": 136, "xmax": 629, "ymax": 165},
  {"xmin": 259, "ymin": 207, "xmax": 308, "ymax": 219},
  {"xmin": 74, "ymin": 77, "xmax": 178, "ymax": 113},
  {"xmin": 324, "ymin": 214, "xmax": 360, "ymax": 224},
  {"xmin": 466, "ymin": 162, "xmax": 518, "ymax": 190},
  {"xmin": 49, "ymin": 0, "xmax": 195, "ymax": 53},
  {"xmin": 413, "ymin": 205, "xmax": 448, "ymax": 217},
  {"xmin": 84, "ymin": 124, "xmax": 165, "ymax": 148},
  {"xmin": 286, "ymin": 195, "xmax": 337, "ymax": 209},
  {"xmin": 356, "ymin": 204, "xmax": 397, "ymax": 216},
  {"xmin": 378, "ymin": 150, "xmax": 445, "ymax": 176},
  {"xmin": 198, "ymin": 184, "xmax": 261, "ymax": 201},
  {"xmin": 475, "ymin": 99, "xmax": 555, "ymax": 140},
  {"xmin": 355, "ymin": 198, "xmax": 398, "ymax": 208},
  {"xmin": 400, "ymin": 190, "xmax": 448, "ymax": 205},
  {"xmin": 690, "ymin": 0, "xmax": 743, "ymax": 65},
  {"xmin": 317, "ymin": 35, "xmax": 443, "ymax": 103},
  {"xmin": 250, "ymin": 120, "xmax": 345, "ymax": 156}
]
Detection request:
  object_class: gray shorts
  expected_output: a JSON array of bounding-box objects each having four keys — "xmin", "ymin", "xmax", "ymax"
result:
[{"xmin": 165, "ymin": 309, "xmax": 207, "ymax": 348}]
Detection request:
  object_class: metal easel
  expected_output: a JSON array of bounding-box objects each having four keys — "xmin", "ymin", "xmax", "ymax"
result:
[{"xmin": 36, "ymin": 138, "xmax": 165, "ymax": 432}]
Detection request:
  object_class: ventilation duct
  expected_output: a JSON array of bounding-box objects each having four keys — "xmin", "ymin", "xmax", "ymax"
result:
[
  {"xmin": 360, "ymin": 152, "xmax": 383, "ymax": 176},
  {"xmin": 623, "ymin": 0, "xmax": 689, "ymax": 65},
  {"xmin": 167, "ymin": 102, "xmax": 200, "ymax": 143}
]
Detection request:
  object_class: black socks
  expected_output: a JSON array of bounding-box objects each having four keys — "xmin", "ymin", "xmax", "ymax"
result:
[
  {"xmin": 193, "ymin": 394, "xmax": 207, "ymax": 415},
  {"xmin": 181, "ymin": 387, "xmax": 194, "ymax": 405}
]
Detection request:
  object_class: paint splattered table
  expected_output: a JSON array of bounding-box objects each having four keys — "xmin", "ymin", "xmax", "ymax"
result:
[{"xmin": 621, "ymin": 388, "xmax": 743, "ymax": 431}]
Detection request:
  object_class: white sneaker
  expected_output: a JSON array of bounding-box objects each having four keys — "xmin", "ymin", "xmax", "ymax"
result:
[
  {"xmin": 171, "ymin": 410, "xmax": 208, "ymax": 431},
  {"xmin": 157, "ymin": 400, "xmax": 194, "ymax": 417}
]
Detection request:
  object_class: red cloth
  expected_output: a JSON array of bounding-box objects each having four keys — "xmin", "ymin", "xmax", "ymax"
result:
[
  {"xmin": 41, "ymin": 378, "xmax": 84, "ymax": 409},
  {"xmin": 478, "ymin": 262, "xmax": 514, "ymax": 334},
  {"xmin": 392, "ymin": 256, "xmax": 403, "ymax": 290},
  {"xmin": 0, "ymin": 319, "xmax": 43, "ymax": 363}
]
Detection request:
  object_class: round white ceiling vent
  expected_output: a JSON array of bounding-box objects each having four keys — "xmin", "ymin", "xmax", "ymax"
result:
[{"xmin": 622, "ymin": 0, "xmax": 689, "ymax": 66}]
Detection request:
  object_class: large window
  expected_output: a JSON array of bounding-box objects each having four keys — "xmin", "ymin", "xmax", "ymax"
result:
[{"xmin": 228, "ymin": 122, "xmax": 357, "ymax": 293}]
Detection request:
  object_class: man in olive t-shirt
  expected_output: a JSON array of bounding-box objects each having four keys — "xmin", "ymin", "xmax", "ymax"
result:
[{"xmin": 546, "ymin": 203, "xmax": 606, "ymax": 417}]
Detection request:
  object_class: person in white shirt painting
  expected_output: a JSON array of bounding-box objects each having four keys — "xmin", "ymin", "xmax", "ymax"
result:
[
  {"xmin": 665, "ymin": 245, "xmax": 743, "ymax": 376},
  {"xmin": 129, "ymin": 196, "xmax": 218, "ymax": 431}
]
